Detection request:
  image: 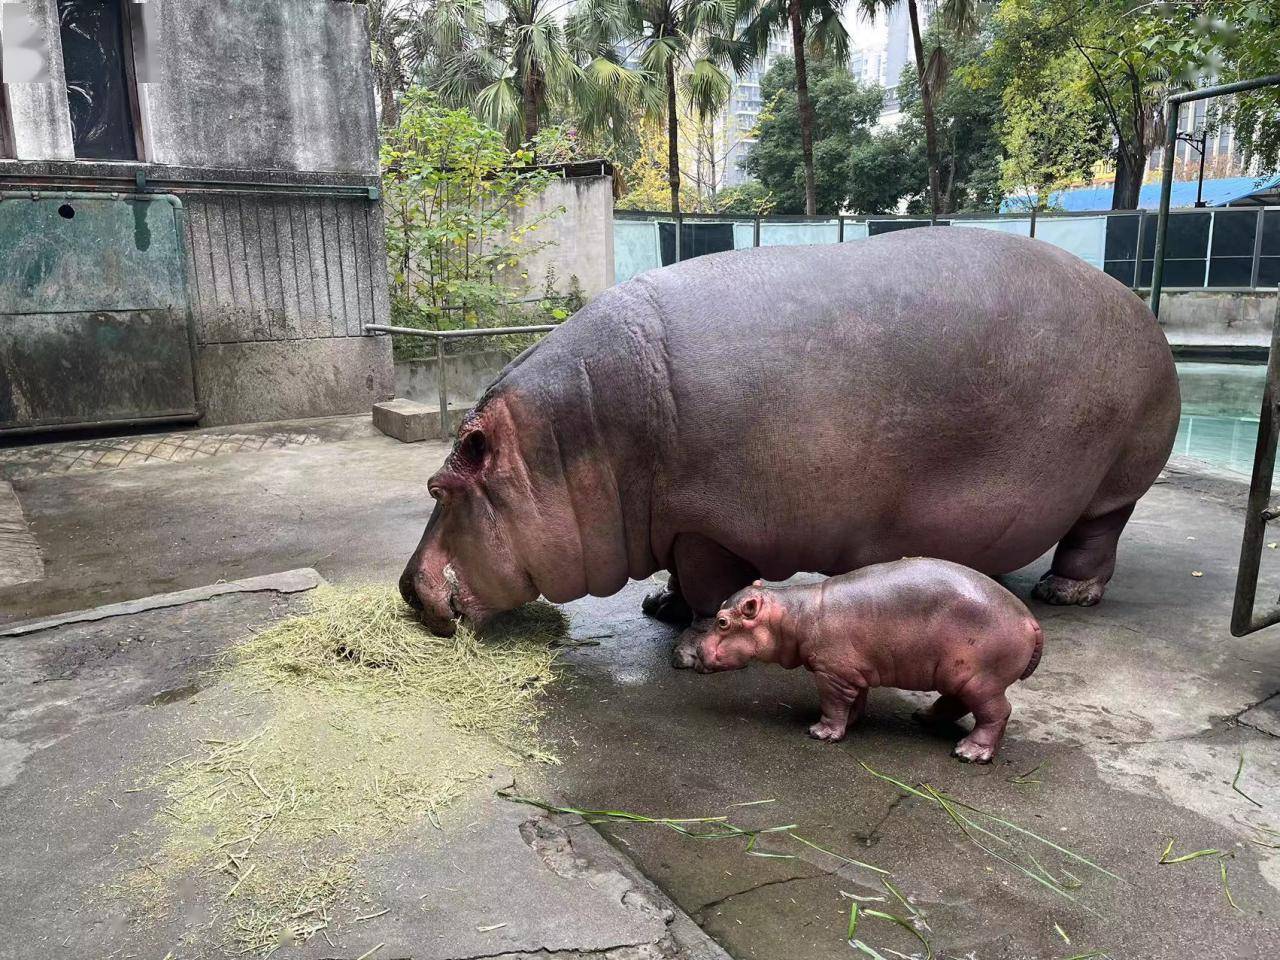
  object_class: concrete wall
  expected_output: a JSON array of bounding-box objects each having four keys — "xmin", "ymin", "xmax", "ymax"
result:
[
  {"xmin": 0, "ymin": 0, "xmax": 391, "ymax": 428},
  {"xmin": 500, "ymin": 174, "xmax": 615, "ymax": 300},
  {"xmin": 395, "ymin": 350, "xmax": 513, "ymax": 409},
  {"xmin": 0, "ymin": 0, "xmax": 74, "ymax": 159},
  {"xmin": 134, "ymin": 0, "xmax": 378, "ymax": 174},
  {"xmin": 1159, "ymin": 290, "xmax": 1278, "ymax": 347}
]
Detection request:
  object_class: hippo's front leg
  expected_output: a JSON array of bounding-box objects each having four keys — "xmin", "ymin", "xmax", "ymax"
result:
[{"xmin": 808, "ymin": 671, "xmax": 866, "ymax": 742}]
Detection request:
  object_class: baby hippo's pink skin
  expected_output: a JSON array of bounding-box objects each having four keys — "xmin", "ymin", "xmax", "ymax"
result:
[{"xmin": 688, "ymin": 558, "xmax": 1043, "ymax": 763}]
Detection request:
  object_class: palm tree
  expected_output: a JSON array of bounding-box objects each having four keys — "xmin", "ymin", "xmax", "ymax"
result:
[
  {"xmin": 858, "ymin": 0, "xmax": 976, "ymax": 216},
  {"xmin": 578, "ymin": 0, "xmax": 737, "ymax": 213},
  {"xmin": 737, "ymin": 0, "xmax": 851, "ymax": 215}
]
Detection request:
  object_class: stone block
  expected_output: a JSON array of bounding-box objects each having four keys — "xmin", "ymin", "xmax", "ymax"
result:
[{"xmin": 372, "ymin": 399, "xmax": 439, "ymax": 443}]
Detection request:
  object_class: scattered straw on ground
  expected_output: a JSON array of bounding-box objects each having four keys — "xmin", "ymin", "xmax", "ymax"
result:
[{"xmin": 116, "ymin": 585, "xmax": 565, "ymax": 955}]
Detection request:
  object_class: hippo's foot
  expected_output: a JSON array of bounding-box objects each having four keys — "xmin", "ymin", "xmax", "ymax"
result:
[
  {"xmin": 952, "ymin": 737, "xmax": 996, "ymax": 763},
  {"xmin": 642, "ymin": 580, "xmax": 694, "ymax": 625},
  {"xmin": 807, "ymin": 719, "xmax": 848, "ymax": 742},
  {"xmin": 1032, "ymin": 572, "xmax": 1106, "ymax": 606}
]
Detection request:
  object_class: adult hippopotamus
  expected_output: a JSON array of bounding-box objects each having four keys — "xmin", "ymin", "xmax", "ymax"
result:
[{"xmin": 399, "ymin": 228, "xmax": 1179, "ymax": 642}]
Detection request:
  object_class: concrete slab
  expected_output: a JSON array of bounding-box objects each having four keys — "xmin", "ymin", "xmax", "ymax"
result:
[
  {"xmin": 0, "ymin": 480, "xmax": 42, "ymax": 588},
  {"xmin": 0, "ymin": 578, "xmax": 729, "ymax": 960},
  {"xmin": 372, "ymin": 398, "xmax": 439, "ymax": 443}
]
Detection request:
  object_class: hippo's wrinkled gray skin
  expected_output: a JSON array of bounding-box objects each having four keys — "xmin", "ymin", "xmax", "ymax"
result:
[
  {"xmin": 683, "ymin": 560, "xmax": 1044, "ymax": 762},
  {"xmin": 399, "ymin": 228, "xmax": 1179, "ymax": 646}
]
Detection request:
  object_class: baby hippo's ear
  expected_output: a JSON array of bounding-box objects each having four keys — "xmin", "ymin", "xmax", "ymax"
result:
[
  {"xmin": 752, "ymin": 579, "xmax": 764, "ymax": 587},
  {"xmin": 738, "ymin": 594, "xmax": 761, "ymax": 621}
]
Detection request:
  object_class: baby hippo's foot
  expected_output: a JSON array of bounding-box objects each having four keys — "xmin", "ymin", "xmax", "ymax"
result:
[
  {"xmin": 642, "ymin": 580, "xmax": 694, "ymax": 625},
  {"xmin": 808, "ymin": 718, "xmax": 848, "ymax": 742},
  {"xmin": 1032, "ymin": 572, "xmax": 1106, "ymax": 606},
  {"xmin": 952, "ymin": 735, "xmax": 997, "ymax": 763}
]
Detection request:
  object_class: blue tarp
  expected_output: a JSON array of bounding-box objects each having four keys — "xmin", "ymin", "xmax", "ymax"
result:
[{"xmin": 1002, "ymin": 175, "xmax": 1280, "ymax": 212}]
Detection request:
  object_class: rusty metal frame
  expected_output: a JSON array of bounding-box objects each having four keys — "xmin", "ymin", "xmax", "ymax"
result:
[{"xmin": 1232, "ymin": 288, "xmax": 1280, "ymax": 636}]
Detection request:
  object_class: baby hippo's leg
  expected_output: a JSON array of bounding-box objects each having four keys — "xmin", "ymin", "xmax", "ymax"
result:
[
  {"xmin": 914, "ymin": 694, "xmax": 970, "ymax": 729},
  {"xmin": 953, "ymin": 692, "xmax": 1012, "ymax": 764},
  {"xmin": 808, "ymin": 671, "xmax": 867, "ymax": 743}
]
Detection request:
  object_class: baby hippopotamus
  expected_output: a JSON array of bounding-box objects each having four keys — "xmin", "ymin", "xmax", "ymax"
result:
[{"xmin": 684, "ymin": 558, "xmax": 1043, "ymax": 762}]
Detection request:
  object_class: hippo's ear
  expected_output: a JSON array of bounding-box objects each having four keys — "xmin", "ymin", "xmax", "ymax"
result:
[
  {"xmin": 456, "ymin": 429, "xmax": 489, "ymax": 470},
  {"xmin": 738, "ymin": 595, "xmax": 760, "ymax": 621},
  {"xmin": 752, "ymin": 579, "xmax": 764, "ymax": 587}
]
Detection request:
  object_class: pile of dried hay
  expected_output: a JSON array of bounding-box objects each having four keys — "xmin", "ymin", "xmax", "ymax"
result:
[{"xmin": 118, "ymin": 585, "xmax": 565, "ymax": 954}]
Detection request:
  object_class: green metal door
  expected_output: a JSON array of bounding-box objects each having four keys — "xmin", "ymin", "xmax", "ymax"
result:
[{"xmin": 0, "ymin": 191, "xmax": 198, "ymax": 434}]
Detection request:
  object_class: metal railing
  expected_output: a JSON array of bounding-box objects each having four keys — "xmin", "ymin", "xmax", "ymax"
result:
[
  {"xmin": 615, "ymin": 205, "xmax": 1280, "ymax": 293},
  {"xmin": 363, "ymin": 323, "xmax": 557, "ymax": 439}
]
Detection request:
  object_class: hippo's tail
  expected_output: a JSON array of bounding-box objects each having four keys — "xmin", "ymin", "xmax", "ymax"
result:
[{"xmin": 1020, "ymin": 619, "xmax": 1044, "ymax": 680}]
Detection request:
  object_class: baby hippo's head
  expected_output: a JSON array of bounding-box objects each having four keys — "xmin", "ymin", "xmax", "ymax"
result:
[{"xmin": 692, "ymin": 583, "xmax": 779, "ymax": 673}]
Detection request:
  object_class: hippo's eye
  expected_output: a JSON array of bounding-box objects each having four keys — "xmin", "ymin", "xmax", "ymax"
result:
[{"xmin": 716, "ymin": 615, "xmax": 730, "ymax": 630}]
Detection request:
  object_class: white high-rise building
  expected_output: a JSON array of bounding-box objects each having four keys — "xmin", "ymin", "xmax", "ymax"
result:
[{"xmin": 846, "ymin": 2, "xmax": 928, "ymax": 129}]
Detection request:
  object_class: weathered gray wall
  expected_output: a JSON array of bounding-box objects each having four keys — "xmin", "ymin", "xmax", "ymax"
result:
[
  {"xmin": 500, "ymin": 174, "xmax": 615, "ymax": 300},
  {"xmin": 183, "ymin": 190, "xmax": 389, "ymax": 343},
  {"xmin": 395, "ymin": 350, "xmax": 513, "ymax": 409},
  {"xmin": 136, "ymin": 0, "xmax": 378, "ymax": 174},
  {"xmin": 0, "ymin": 0, "xmax": 392, "ymax": 428},
  {"xmin": 0, "ymin": 0, "xmax": 74, "ymax": 159},
  {"xmin": 1159, "ymin": 290, "xmax": 1278, "ymax": 347}
]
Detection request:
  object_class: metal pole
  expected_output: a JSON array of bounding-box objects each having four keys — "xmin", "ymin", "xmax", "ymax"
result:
[
  {"xmin": 674, "ymin": 213, "xmax": 683, "ymax": 263},
  {"xmin": 1231, "ymin": 288, "xmax": 1280, "ymax": 636},
  {"xmin": 837, "ymin": 215, "xmax": 844, "ymax": 243},
  {"xmin": 1194, "ymin": 131, "xmax": 1207, "ymax": 207},
  {"xmin": 1133, "ymin": 209, "xmax": 1147, "ymax": 289},
  {"xmin": 435, "ymin": 336, "xmax": 450, "ymax": 441},
  {"xmin": 1029, "ymin": 206, "xmax": 1037, "ymax": 238},
  {"xmin": 753, "ymin": 214, "xmax": 761, "ymax": 247},
  {"xmin": 1251, "ymin": 209, "xmax": 1265, "ymax": 290},
  {"xmin": 1149, "ymin": 98, "xmax": 1181, "ymax": 317}
]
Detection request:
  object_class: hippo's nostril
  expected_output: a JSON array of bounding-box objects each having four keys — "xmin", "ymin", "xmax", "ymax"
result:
[{"xmin": 398, "ymin": 568, "xmax": 424, "ymax": 611}]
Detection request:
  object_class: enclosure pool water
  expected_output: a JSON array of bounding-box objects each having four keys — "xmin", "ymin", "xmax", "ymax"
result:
[{"xmin": 1174, "ymin": 362, "xmax": 1267, "ymax": 476}]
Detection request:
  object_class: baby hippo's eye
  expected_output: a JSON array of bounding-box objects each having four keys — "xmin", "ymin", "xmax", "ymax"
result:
[{"xmin": 716, "ymin": 615, "xmax": 730, "ymax": 630}]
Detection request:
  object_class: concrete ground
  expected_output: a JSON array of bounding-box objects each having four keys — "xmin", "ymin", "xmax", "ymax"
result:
[{"xmin": 3, "ymin": 419, "xmax": 1280, "ymax": 958}]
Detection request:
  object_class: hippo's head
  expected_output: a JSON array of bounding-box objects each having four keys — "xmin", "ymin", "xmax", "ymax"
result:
[
  {"xmin": 399, "ymin": 391, "xmax": 628, "ymax": 636},
  {"xmin": 689, "ymin": 584, "xmax": 777, "ymax": 673},
  {"xmin": 398, "ymin": 414, "xmax": 538, "ymax": 635}
]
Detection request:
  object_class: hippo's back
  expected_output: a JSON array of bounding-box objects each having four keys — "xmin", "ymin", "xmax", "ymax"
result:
[{"xmin": 508, "ymin": 228, "xmax": 1179, "ymax": 580}]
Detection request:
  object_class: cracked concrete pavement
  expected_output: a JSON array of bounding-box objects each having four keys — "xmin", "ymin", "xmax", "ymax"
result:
[
  {"xmin": 3, "ymin": 421, "xmax": 1280, "ymax": 958},
  {"xmin": 0, "ymin": 571, "xmax": 729, "ymax": 960}
]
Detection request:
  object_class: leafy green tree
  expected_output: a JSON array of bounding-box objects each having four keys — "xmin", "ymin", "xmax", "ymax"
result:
[
  {"xmin": 845, "ymin": 32, "xmax": 1003, "ymax": 214},
  {"xmin": 575, "ymin": 0, "xmax": 738, "ymax": 213},
  {"xmin": 1178, "ymin": 1, "xmax": 1280, "ymax": 172},
  {"xmin": 983, "ymin": 0, "xmax": 1235, "ymax": 209},
  {"xmin": 745, "ymin": 54, "xmax": 884, "ymax": 213},
  {"xmin": 712, "ymin": 181, "xmax": 778, "ymax": 214},
  {"xmin": 737, "ymin": 0, "xmax": 851, "ymax": 215},
  {"xmin": 381, "ymin": 91, "xmax": 561, "ymax": 350},
  {"xmin": 858, "ymin": 0, "xmax": 979, "ymax": 215}
]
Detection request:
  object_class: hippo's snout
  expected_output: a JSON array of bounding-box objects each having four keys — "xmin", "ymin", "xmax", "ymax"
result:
[{"xmin": 398, "ymin": 564, "xmax": 457, "ymax": 637}]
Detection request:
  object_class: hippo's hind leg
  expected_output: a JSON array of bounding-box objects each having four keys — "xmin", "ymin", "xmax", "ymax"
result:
[
  {"xmin": 1032, "ymin": 503, "xmax": 1136, "ymax": 607},
  {"xmin": 668, "ymin": 534, "xmax": 759, "ymax": 668},
  {"xmin": 914, "ymin": 694, "xmax": 971, "ymax": 729},
  {"xmin": 642, "ymin": 572, "xmax": 693, "ymax": 625},
  {"xmin": 953, "ymin": 692, "xmax": 1012, "ymax": 764}
]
